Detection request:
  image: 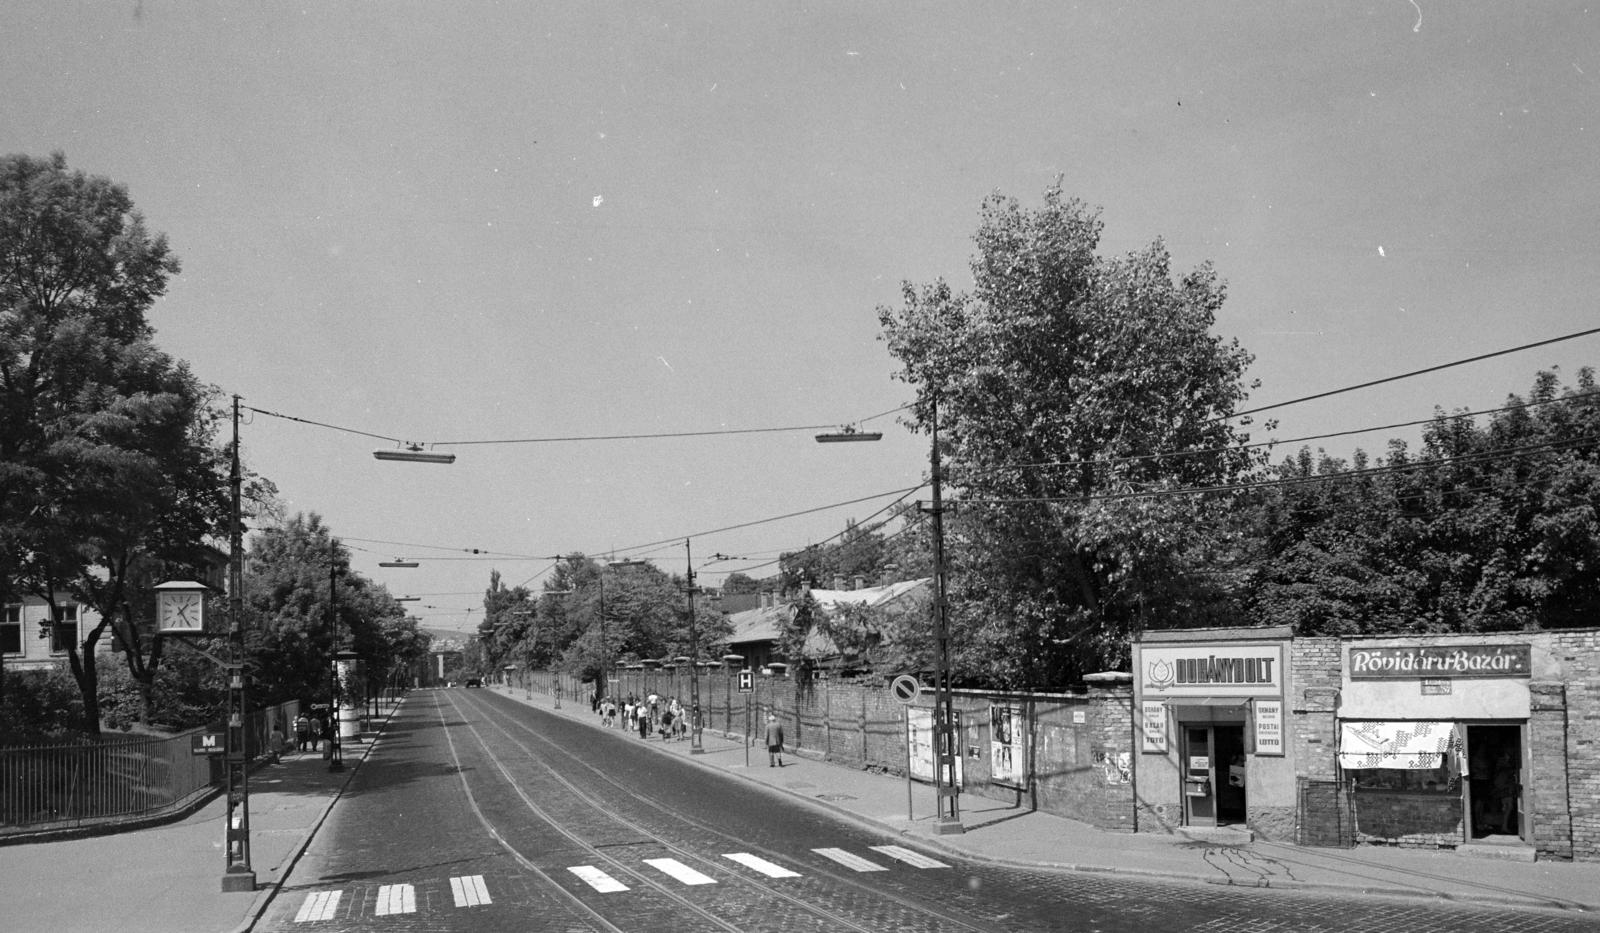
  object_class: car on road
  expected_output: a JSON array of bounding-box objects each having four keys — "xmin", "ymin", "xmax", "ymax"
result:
[{"xmin": 464, "ymin": 677, "xmax": 482, "ymax": 687}]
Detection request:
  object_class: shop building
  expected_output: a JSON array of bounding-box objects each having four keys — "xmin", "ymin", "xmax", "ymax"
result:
[
  {"xmin": 1136, "ymin": 626, "xmax": 1600, "ymax": 861},
  {"xmin": 1132, "ymin": 627, "xmax": 1299, "ymax": 841}
]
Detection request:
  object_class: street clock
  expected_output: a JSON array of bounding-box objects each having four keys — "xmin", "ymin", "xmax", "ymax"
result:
[{"xmin": 155, "ymin": 580, "xmax": 210, "ymax": 634}]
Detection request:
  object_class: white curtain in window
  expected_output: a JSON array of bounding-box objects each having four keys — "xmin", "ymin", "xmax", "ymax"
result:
[{"xmin": 1338, "ymin": 720, "xmax": 1458, "ymax": 770}]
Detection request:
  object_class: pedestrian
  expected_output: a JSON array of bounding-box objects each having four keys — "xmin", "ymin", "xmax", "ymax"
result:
[
  {"xmin": 638, "ymin": 705, "xmax": 651, "ymax": 739},
  {"xmin": 294, "ymin": 712, "xmax": 310, "ymax": 751},
  {"xmin": 765, "ymin": 713, "xmax": 785, "ymax": 767},
  {"xmin": 659, "ymin": 705, "xmax": 674, "ymax": 740},
  {"xmin": 268, "ymin": 721, "xmax": 287, "ymax": 762}
]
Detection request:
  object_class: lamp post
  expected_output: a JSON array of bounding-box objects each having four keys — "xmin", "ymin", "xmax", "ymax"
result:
[
  {"xmin": 816, "ymin": 402, "xmax": 963, "ymax": 834},
  {"xmin": 219, "ymin": 395, "xmax": 255, "ymax": 890},
  {"xmin": 326, "ymin": 540, "xmax": 347, "ymax": 773}
]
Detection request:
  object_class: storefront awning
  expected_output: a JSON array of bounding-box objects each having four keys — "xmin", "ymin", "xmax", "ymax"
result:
[{"xmin": 1338, "ymin": 720, "xmax": 1459, "ymax": 770}]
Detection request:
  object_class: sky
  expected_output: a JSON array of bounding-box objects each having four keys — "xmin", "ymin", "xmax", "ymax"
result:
[{"xmin": 4, "ymin": 3, "xmax": 1598, "ymax": 634}]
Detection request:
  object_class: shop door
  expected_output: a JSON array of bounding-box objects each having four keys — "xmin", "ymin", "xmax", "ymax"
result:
[
  {"xmin": 1467, "ymin": 725, "xmax": 1523, "ymax": 839},
  {"xmin": 1214, "ymin": 725, "xmax": 1247, "ymax": 825},
  {"xmin": 1181, "ymin": 726, "xmax": 1215, "ymax": 826}
]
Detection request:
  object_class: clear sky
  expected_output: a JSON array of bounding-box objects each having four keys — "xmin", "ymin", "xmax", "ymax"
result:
[{"xmin": 5, "ymin": 3, "xmax": 1598, "ymax": 633}]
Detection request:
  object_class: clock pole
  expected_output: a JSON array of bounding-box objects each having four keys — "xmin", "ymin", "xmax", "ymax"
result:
[{"xmin": 220, "ymin": 394, "xmax": 255, "ymax": 891}]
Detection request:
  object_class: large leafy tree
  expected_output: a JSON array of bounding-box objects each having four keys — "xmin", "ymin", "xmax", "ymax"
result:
[
  {"xmin": 242, "ymin": 514, "xmax": 426, "ymax": 706},
  {"xmin": 1251, "ymin": 369, "xmax": 1600, "ymax": 634},
  {"xmin": 0, "ymin": 152, "xmax": 230, "ymax": 732},
  {"xmin": 879, "ymin": 187, "xmax": 1263, "ymax": 689}
]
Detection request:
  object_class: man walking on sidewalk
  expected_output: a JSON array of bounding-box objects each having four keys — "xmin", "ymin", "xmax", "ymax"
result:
[{"xmin": 765, "ymin": 713, "xmax": 785, "ymax": 767}]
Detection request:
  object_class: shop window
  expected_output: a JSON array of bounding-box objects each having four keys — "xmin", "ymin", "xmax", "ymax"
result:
[
  {"xmin": 1, "ymin": 605, "xmax": 21, "ymax": 654},
  {"xmin": 50, "ymin": 605, "xmax": 79, "ymax": 653},
  {"xmin": 1349, "ymin": 764, "xmax": 1458, "ymax": 794}
]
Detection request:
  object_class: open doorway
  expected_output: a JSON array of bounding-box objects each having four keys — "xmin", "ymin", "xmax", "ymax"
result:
[
  {"xmin": 1467, "ymin": 725, "xmax": 1522, "ymax": 839},
  {"xmin": 1214, "ymin": 725, "xmax": 1247, "ymax": 825}
]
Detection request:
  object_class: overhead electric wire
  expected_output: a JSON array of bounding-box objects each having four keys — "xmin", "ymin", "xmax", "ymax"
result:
[
  {"xmin": 1226, "ymin": 326, "xmax": 1600, "ymax": 420},
  {"xmin": 243, "ymin": 406, "xmax": 405, "ymax": 444}
]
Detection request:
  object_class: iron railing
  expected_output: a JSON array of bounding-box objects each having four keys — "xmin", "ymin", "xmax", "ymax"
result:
[{"xmin": 0, "ymin": 729, "xmax": 214, "ymax": 833}]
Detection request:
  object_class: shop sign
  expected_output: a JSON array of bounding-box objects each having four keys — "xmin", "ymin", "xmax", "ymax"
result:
[
  {"xmin": 1140, "ymin": 700, "xmax": 1168, "ymax": 753},
  {"xmin": 1348, "ymin": 644, "xmax": 1531, "ymax": 680},
  {"xmin": 1139, "ymin": 644, "xmax": 1283, "ymax": 698},
  {"xmin": 1252, "ymin": 700, "xmax": 1284, "ymax": 756}
]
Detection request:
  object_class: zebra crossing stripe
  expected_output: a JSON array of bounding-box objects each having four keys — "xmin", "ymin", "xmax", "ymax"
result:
[
  {"xmin": 293, "ymin": 890, "xmax": 342, "ymax": 923},
  {"xmin": 450, "ymin": 874, "xmax": 492, "ymax": 907},
  {"xmin": 812, "ymin": 848, "xmax": 888, "ymax": 872},
  {"xmin": 644, "ymin": 858, "xmax": 718, "ymax": 885},
  {"xmin": 869, "ymin": 845, "xmax": 949, "ymax": 869},
  {"xmin": 569, "ymin": 865, "xmax": 629, "ymax": 893},
  {"xmin": 374, "ymin": 883, "xmax": 416, "ymax": 916},
  {"xmin": 723, "ymin": 852, "xmax": 801, "ymax": 878}
]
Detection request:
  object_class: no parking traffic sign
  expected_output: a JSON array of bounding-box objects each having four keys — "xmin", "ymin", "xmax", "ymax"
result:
[{"xmin": 890, "ymin": 674, "xmax": 922, "ymax": 705}]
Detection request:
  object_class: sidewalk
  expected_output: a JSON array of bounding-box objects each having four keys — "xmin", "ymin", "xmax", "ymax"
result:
[
  {"xmin": 0, "ymin": 721, "xmax": 389, "ymax": 933},
  {"xmin": 499, "ymin": 685, "xmax": 1600, "ymax": 915}
]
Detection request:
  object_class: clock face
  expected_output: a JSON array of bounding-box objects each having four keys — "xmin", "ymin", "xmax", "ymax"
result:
[{"xmin": 159, "ymin": 592, "xmax": 204, "ymax": 632}]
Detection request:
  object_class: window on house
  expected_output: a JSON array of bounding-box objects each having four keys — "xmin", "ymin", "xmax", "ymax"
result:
[
  {"xmin": 50, "ymin": 605, "xmax": 79, "ymax": 653},
  {"xmin": 1, "ymin": 605, "xmax": 21, "ymax": 655}
]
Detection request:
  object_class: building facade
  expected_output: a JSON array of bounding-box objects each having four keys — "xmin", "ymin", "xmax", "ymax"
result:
[
  {"xmin": 1, "ymin": 594, "xmax": 108, "ymax": 672},
  {"xmin": 1134, "ymin": 626, "xmax": 1600, "ymax": 861}
]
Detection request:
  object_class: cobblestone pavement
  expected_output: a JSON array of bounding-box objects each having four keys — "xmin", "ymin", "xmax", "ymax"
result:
[{"xmin": 250, "ymin": 690, "xmax": 1599, "ymax": 933}]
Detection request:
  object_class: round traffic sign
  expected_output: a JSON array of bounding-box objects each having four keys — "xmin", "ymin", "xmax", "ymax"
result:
[{"xmin": 890, "ymin": 674, "xmax": 922, "ymax": 705}]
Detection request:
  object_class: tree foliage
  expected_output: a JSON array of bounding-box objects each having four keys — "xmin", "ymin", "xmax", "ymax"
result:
[
  {"xmin": 1249, "ymin": 369, "xmax": 1600, "ymax": 634},
  {"xmin": 878, "ymin": 187, "xmax": 1264, "ymax": 689},
  {"xmin": 0, "ymin": 152, "xmax": 231, "ymax": 732}
]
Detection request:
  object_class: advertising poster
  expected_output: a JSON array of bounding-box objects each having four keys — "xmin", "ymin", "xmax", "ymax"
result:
[
  {"xmin": 989, "ymin": 705, "xmax": 1024, "ymax": 787},
  {"xmin": 1140, "ymin": 701, "xmax": 1168, "ymax": 753},
  {"xmin": 1253, "ymin": 699, "xmax": 1284, "ymax": 756},
  {"xmin": 906, "ymin": 706, "xmax": 964, "ymax": 787}
]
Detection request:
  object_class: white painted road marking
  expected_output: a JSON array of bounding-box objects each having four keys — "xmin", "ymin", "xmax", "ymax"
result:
[
  {"xmin": 644, "ymin": 858, "xmax": 718, "ymax": 885},
  {"xmin": 722, "ymin": 852, "xmax": 801, "ymax": 878},
  {"xmin": 374, "ymin": 883, "xmax": 416, "ymax": 916},
  {"xmin": 870, "ymin": 845, "xmax": 949, "ymax": 868},
  {"xmin": 450, "ymin": 874, "xmax": 492, "ymax": 907},
  {"xmin": 812, "ymin": 848, "xmax": 888, "ymax": 872},
  {"xmin": 569, "ymin": 865, "xmax": 629, "ymax": 893},
  {"xmin": 293, "ymin": 890, "xmax": 342, "ymax": 922}
]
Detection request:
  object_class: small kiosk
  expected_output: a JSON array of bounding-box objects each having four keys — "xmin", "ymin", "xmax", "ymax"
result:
[{"xmin": 1133, "ymin": 627, "xmax": 1296, "ymax": 838}]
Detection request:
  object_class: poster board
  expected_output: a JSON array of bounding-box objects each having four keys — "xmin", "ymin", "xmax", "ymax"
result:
[
  {"xmin": 989, "ymin": 705, "xmax": 1024, "ymax": 787},
  {"xmin": 906, "ymin": 706, "xmax": 964, "ymax": 787}
]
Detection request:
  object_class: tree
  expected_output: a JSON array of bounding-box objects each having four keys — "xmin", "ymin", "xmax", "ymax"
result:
[
  {"xmin": 720, "ymin": 572, "xmax": 762, "ymax": 596},
  {"xmin": 0, "ymin": 152, "xmax": 231, "ymax": 732},
  {"xmin": 878, "ymin": 187, "xmax": 1263, "ymax": 689},
  {"xmin": 1250, "ymin": 369, "xmax": 1600, "ymax": 634},
  {"xmin": 241, "ymin": 514, "xmax": 424, "ymax": 707}
]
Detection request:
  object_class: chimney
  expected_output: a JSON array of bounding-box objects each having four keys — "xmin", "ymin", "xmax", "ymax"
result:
[
  {"xmin": 833, "ymin": 575, "xmax": 845, "ymax": 591},
  {"xmin": 853, "ymin": 576, "xmax": 864, "ymax": 591}
]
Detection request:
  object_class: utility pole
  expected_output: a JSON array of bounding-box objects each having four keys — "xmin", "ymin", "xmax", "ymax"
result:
[
  {"xmin": 928, "ymin": 393, "xmax": 963, "ymax": 834},
  {"xmin": 222, "ymin": 395, "xmax": 256, "ymax": 889},
  {"xmin": 685, "ymin": 539, "xmax": 704, "ymax": 754}
]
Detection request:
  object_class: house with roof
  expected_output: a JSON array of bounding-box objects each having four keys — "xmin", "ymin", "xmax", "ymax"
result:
[{"xmin": 721, "ymin": 577, "xmax": 932, "ymax": 676}]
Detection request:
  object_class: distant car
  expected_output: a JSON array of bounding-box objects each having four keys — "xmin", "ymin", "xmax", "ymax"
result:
[{"xmin": 464, "ymin": 677, "xmax": 482, "ymax": 687}]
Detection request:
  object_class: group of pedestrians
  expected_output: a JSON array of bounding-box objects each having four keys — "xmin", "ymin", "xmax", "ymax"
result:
[
  {"xmin": 292, "ymin": 710, "xmax": 331, "ymax": 755},
  {"xmin": 600, "ymin": 693, "xmax": 692, "ymax": 741}
]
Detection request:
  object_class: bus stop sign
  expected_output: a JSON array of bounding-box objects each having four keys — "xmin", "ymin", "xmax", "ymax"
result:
[{"xmin": 737, "ymin": 670, "xmax": 754, "ymax": 693}]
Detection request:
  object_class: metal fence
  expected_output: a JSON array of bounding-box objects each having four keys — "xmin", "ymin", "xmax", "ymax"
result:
[
  {"xmin": 0, "ymin": 698, "xmax": 309, "ymax": 835},
  {"xmin": 0, "ymin": 729, "xmax": 215, "ymax": 833}
]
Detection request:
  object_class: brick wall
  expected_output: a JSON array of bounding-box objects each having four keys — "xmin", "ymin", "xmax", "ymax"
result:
[
  {"xmin": 1291, "ymin": 637, "xmax": 1340, "ymax": 781},
  {"xmin": 1553, "ymin": 631, "xmax": 1600, "ymax": 860}
]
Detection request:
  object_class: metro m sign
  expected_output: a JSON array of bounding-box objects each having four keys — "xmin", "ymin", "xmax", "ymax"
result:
[{"xmin": 190, "ymin": 732, "xmax": 225, "ymax": 756}]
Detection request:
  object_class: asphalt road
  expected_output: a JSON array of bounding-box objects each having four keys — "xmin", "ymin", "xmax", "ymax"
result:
[{"xmin": 254, "ymin": 689, "xmax": 1599, "ymax": 933}]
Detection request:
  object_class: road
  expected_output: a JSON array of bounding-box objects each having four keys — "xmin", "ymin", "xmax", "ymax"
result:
[{"xmin": 255, "ymin": 689, "xmax": 1597, "ymax": 932}]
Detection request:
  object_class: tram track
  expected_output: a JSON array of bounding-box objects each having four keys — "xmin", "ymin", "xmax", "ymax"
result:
[{"xmin": 441, "ymin": 688, "xmax": 1008, "ymax": 933}]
